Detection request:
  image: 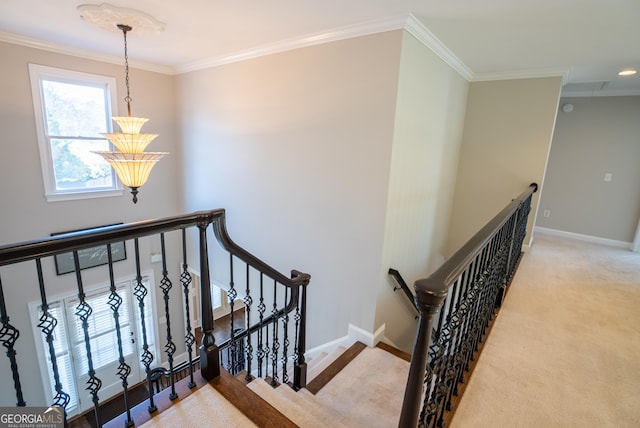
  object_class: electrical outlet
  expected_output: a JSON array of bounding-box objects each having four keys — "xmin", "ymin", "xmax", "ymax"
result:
[
  {"xmin": 604, "ymin": 173, "xmax": 613, "ymax": 182},
  {"xmin": 543, "ymin": 210, "xmax": 551, "ymax": 218}
]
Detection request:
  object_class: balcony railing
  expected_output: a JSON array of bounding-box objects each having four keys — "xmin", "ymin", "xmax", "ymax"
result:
[
  {"xmin": 398, "ymin": 183, "xmax": 538, "ymax": 427},
  {"xmin": 0, "ymin": 209, "xmax": 310, "ymax": 426}
]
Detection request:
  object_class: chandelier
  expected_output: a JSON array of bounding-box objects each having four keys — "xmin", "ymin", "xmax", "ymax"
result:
[{"xmin": 94, "ymin": 24, "xmax": 167, "ymax": 203}]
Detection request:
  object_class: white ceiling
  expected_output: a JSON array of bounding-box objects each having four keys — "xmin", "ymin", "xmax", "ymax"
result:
[{"xmin": 1, "ymin": 0, "xmax": 639, "ymax": 96}]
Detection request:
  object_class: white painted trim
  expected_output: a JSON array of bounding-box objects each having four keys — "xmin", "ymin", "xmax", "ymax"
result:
[
  {"xmin": 404, "ymin": 15, "xmax": 473, "ymax": 81},
  {"xmin": 3, "ymin": 18, "xmax": 596, "ymax": 88},
  {"xmin": 534, "ymin": 227, "xmax": 632, "ymax": 250},
  {"xmin": 632, "ymin": 219, "xmax": 640, "ymax": 253},
  {"xmin": 304, "ymin": 334, "xmax": 350, "ymax": 361},
  {"xmin": 0, "ymin": 31, "xmax": 173, "ymax": 75},
  {"xmin": 348, "ymin": 323, "xmax": 379, "ymax": 347},
  {"xmin": 561, "ymin": 88, "xmax": 640, "ymax": 97},
  {"xmin": 304, "ymin": 323, "xmax": 383, "ymax": 360},
  {"xmin": 472, "ymin": 67, "xmax": 569, "ymax": 83},
  {"xmin": 176, "ymin": 14, "xmax": 409, "ymax": 74}
]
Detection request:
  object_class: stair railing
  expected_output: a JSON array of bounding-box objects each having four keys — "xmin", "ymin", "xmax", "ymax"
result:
[
  {"xmin": 398, "ymin": 183, "xmax": 537, "ymax": 428},
  {"xmin": 0, "ymin": 209, "xmax": 309, "ymax": 426}
]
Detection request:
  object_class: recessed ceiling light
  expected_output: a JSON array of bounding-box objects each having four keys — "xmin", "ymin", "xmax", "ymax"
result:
[{"xmin": 618, "ymin": 69, "xmax": 637, "ymax": 76}]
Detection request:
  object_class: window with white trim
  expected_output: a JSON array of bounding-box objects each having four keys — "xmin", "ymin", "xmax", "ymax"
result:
[
  {"xmin": 30, "ymin": 275, "xmax": 157, "ymax": 416},
  {"xmin": 29, "ymin": 64, "xmax": 122, "ymax": 201}
]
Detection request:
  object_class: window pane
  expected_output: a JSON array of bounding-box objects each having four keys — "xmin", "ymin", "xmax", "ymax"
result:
[
  {"xmin": 42, "ymin": 80, "xmax": 108, "ymax": 138},
  {"xmin": 50, "ymin": 138, "xmax": 113, "ymax": 190}
]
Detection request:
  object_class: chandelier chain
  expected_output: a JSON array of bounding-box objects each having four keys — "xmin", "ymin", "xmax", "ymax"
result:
[{"xmin": 117, "ymin": 24, "xmax": 133, "ymax": 116}]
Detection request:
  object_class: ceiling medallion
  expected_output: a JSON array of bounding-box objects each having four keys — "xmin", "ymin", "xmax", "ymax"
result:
[{"xmin": 78, "ymin": 3, "xmax": 165, "ymax": 35}]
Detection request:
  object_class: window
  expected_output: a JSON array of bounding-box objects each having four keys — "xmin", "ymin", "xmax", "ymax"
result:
[
  {"xmin": 29, "ymin": 64, "xmax": 122, "ymax": 201},
  {"xmin": 30, "ymin": 275, "xmax": 157, "ymax": 415}
]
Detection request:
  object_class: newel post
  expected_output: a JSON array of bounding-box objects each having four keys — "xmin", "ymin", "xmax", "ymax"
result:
[
  {"xmin": 198, "ymin": 215, "xmax": 220, "ymax": 380},
  {"xmin": 398, "ymin": 285, "xmax": 447, "ymax": 428},
  {"xmin": 293, "ymin": 274, "xmax": 308, "ymax": 390}
]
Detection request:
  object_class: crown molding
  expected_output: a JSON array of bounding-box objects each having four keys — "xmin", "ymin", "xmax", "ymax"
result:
[
  {"xmin": 561, "ymin": 88, "xmax": 640, "ymax": 97},
  {"xmin": 1, "ymin": 19, "xmax": 585, "ymax": 89},
  {"xmin": 177, "ymin": 13, "xmax": 476, "ymax": 80},
  {"xmin": 472, "ymin": 67, "xmax": 569, "ymax": 83},
  {"xmin": 0, "ymin": 31, "xmax": 173, "ymax": 75},
  {"xmin": 403, "ymin": 14, "xmax": 473, "ymax": 81},
  {"xmin": 176, "ymin": 14, "xmax": 409, "ymax": 74}
]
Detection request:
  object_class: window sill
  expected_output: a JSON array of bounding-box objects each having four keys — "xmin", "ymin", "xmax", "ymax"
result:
[{"xmin": 45, "ymin": 189, "xmax": 124, "ymax": 202}]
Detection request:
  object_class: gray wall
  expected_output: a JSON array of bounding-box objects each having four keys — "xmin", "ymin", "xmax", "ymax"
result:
[
  {"xmin": 0, "ymin": 41, "xmax": 183, "ymax": 408},
  {"xmin": 536, "ymin": 96, "xmax": 640, "ymax": 242},
  {"xmin": 446, "ymin": 77, "xmax": 563, "ymax": 255},
  {"xmin": 374, "ymin": 31, "xmax": 468, "ymax": 351},
  {"xmin": 176, "ymin": 31, "xmax": 403, "ymax": 349}
]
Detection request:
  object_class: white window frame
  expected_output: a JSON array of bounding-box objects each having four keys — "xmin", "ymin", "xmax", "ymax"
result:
[
  {"xmin": 28, "ymin": 64, "xmax": 123, "ymax": 202},
  {"xmin": 29, "ymin": 272, "xmax": 159, "ymax": 416}
]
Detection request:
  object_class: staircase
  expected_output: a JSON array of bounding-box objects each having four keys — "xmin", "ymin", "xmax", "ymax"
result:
[{"xmin": 106, "ymin": 342, "xmax": 411, "ymax": 427}]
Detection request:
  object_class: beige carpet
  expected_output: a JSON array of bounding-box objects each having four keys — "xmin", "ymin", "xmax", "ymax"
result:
[
  {"xmin": 139, "ymin": 384, "xmax": 257, "ymax": 428},
  {"xmin": 450, "ymin": 234, "xmax": 640, "ymax": 428},
  {"xmin": 248, "ymin": 346, "xmax": 409, "ymax": 427}
]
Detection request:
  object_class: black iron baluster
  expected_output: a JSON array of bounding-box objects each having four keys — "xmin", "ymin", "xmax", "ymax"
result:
[
  {"xmin": 421, "ymin": 301, "xmax": 446, "ymax": 427},
  {"xmin": 133, "ymin": 238, "xmax": 156, "ymax": 413},
  {"xmin": 227, "ymin": 254, "xmax": 237, "ymax": 374},
  {"xmin": 180, "ymin": 228, "xmax": 196, "ymax": 389},
  {"xmin": 281, "ymin": 286, "xmax": 290, "ymax": 385},
  {"xmin": 0, "ymin": 274, "xmax": 25, "ymax": 407},
  {"xmin": 105, "ymin": 244, "xmax": 134, "ymax": 427},
  {"xmin": 256, "ymin": 274, "xmax": 266, "ymax": 378},
  {"xmin": 72, "ymin": 251, "xmax": 102, "ymax": 427},
  {"xmin": 270, "ymin": 279, "xmax": 279, "ymax": 386},
  {"xmin": 35, "ymin": 259, "xmax": 70, "ymax": 413},
  {"xmin": 160, "ymin": 233, "xmax": 178, "ymax": 400},
  {"xmin": 443, "ymin": 276, "xmax": 465, "ymax": 413},
  {"xmin": 243, "ymin": 264, "xmax": 253, "ymax": 381},
  {"xmin": 434, "ymin": 282, "xmax": 460, "ymax": 426}
]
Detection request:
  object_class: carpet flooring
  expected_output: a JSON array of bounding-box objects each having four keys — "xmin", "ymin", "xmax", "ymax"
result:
[{"xmin": 450, "ymin": 234, "xmax": 640, "ymax": 428}]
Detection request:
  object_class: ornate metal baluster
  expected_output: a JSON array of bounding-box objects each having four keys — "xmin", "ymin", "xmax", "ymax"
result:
[
  {"xmin": 243, "ymin": 264, "xmax": 253, "ymax": 381},
  {"xmin": 0, "ymin": 274, "xmax": 25, "ymax": 407},
  {"xmin": 227, "ymin": 254, "xmax": 237, "ymax": 374},
  {"xmin": 443, "ymin": 276, "xmax": 465, "ymax": 412},
  {"xmin": 421, "ymin": 304, "xmax": 446, "ymax": 427},
  {"xmin": 105, "ymin": 244, "xmax": 134, "ymax": 427},
  {"xmin": 133, "ymin": 238, "xmax": 156, "ymax": 413},
  {"xmin": 160, "ymin": 233, "xmax": 178, "ymax": 400},
  {"xmin": 180, "ymin": 228, "xmax": 196, "ymax": 388},
  {"xmin": 35, "ymin": 259, "xmax": 69, "ymax": 413},
  {"xmin": 270, "ymin": 280, "xmax": 279, "ymax": 386},
  {"xmin": 281, "ymin": 286, "xmax": 290, "ymax": 385},
  {"xmin": 72, "ymin": 251, "xmax": 102, "ymax": 427},
  {"xmin": 293, "ymin": 286, "xmax": 301, "ymax": 384},
  {"xmin": 434, "ymin": 283, "xmax": 460, "ymax": 426},
  {"xmin": 256, "ymin": 274, "xmax": 266, "ymax": 378}
]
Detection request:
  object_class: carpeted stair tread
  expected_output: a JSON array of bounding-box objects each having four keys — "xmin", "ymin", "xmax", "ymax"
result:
[
  {"xmin": 138, "ymin": 382, "xmax": 258, "ymax": 428},
  {"xmin": 247, "ymin": 378, "xmax": 355, "ymax": 427},
  {"xmin": 312, "ymin": 346, "xmax": 409, "ymax": 427},
  {"xmin": 306, "ymin": 341, "xmax": 366, "ymax": 394},
  {"xmin": 306, "ymin": 347, "xmax": 344, "ymax": 381},
  {"xmin": 210, "ymin": 369, "xmax": 298, "ymax": 428},
  {"xmin": 250, "ymin": 346, "xmax": 410, "ymax": 427}
]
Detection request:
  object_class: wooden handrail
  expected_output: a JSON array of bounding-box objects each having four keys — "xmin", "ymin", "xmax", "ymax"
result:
[{"xmin": 399, "ymin": 183, "xmax": 537, "ymax": 427}]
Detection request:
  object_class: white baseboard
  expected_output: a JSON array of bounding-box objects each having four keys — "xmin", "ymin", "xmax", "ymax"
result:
[
  {"xmin": 534, "ymin": 227, "xmax": 632, "ymax": 250},
  {"xmin": 304, "ymin": 323, "xmax": 385, "ymax": 360}
]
